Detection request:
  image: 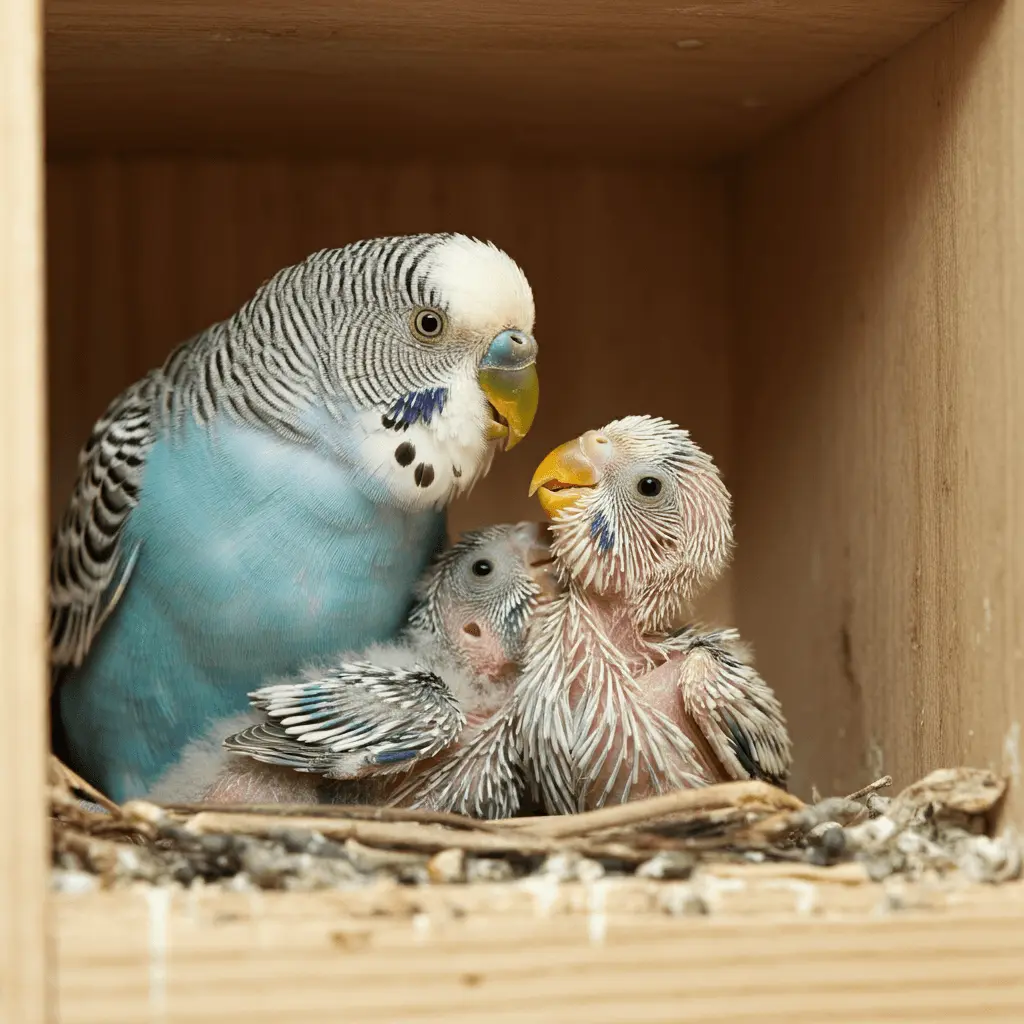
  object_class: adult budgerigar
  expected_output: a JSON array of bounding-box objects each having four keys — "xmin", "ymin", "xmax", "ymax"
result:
[
  {"xmin": 147, "ymin": 522, "xmax": 558, "ymax": 807},
  {"xmin": 50, "ymin": 233, "xmax": 541, "ymax": 802},
  {"xmin": 405, "ymin": 415, "xmax": 791, "ymax": 818}
]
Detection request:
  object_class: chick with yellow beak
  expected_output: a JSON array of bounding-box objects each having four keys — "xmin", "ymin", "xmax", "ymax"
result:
[{"xmin": 519, "ymin": 415, "xmax": 792, "ymax": 813}]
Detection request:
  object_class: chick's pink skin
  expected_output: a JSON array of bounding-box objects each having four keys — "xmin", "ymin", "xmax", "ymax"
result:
[
  {"xmin": 539, "ymin": 589, "xmax": 725, "ymax": 810},
  {"xmin": 574, "ymin": 593, "xmax": 724, "ymax": 790}
]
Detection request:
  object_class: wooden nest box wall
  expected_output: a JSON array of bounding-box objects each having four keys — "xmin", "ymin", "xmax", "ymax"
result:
[{"xmin": 3, "ymin": 0, "xmax": 1023, "ymax": 1020}]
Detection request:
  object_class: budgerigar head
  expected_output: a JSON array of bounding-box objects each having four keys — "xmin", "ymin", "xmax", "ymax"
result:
[
  {"xmin": 527, "ymin": 415, "xmax": 733, "ymax": 630},
  {"xmin": 407, "ymin": 522, "xmax": 558, "ymax": 714},
  {"xmin": 248, "ymin": 233, "xmax": 538, "ymax": 511}
]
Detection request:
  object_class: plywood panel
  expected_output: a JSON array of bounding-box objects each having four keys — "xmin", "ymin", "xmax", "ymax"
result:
[
  {"xmin": 54, "ymin": 881, "xmax": 1024, "ymax": 1024},
  {"xmin": 0, "ymin": 0, "xmax": 50, "ymax": 1021},
  {"xmin": 45, "ymin": 158, "xmax": 735, "ymax": 624},
  {"xmin": 734, "ymin": 0, "xmax": 1023, "ymax": 813},
  {"xmin": 44, "ymin": 1, "xmax": 968, "ymax": 160}
]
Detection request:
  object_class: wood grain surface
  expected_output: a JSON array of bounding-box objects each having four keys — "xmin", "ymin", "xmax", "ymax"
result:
[
  {"xmin": 45, "ymin": 1, "xmax": 967, "ymax": 160},
  {"xmin": 0, "ymin": 0, "xmax": 49, "ymax": 1022},
  {"xmin": 734, "ymin": 0, "xmax": 1024, "ymax": 813},
  {"xmin": 54, "ymin": 876, "xmax": 1024, "ymax": 1023}
]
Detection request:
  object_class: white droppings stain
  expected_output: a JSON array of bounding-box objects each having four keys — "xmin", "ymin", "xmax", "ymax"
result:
[
  {"xmin": 51, "ymin": 871, "xmax": 98, "ymax": 895},
  {"xmin": 692, "ymin": 874, "xmax": 745, "ymax": 914},
  {"xmin": 145, "ymin": 887, "xmax": 171, "ymax": 1022},
  {"xmin": 412, "ymin": 913, "xmax": 431, "ymax": 942},
  {"xmin": 519, "ymin": 873, "xmax": 561, "ymax": 917},
  {"xmin": 786, "ymin": 880, "xmax": 819, "ymax": 913},
  {"xmin": 866, "ymin": 738, "xmax": 885, "ymax": 779},
  {"xmin": 586, "ymin": 881, "xmax": 608, "ymax": 945},
  {"xmin": 777, "ymin": 880, "xmax": 818, "ymax": 916},
  {"xmin": 984, "ymin": 597, "xmax": 993, "ymax": 633},
  {"xmin": 1003, "ymin": 722, "xmax": 1021, "ymax": 786}
]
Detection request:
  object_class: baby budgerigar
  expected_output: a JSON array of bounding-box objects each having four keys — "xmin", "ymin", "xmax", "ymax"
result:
[
  {"xmin": 520, "ymin": 414, "xmax": 792, "ymax": 812},
  {"xmin": 147, "ymin": 522, "xmax": 559, "ymax": 807},
  {"xmin": 49, "ymin": 233, "xmax": 541, "ymax": 802},
  {"xmin": 405, "ymin": 415, "xmax": 791, "ymax": 818}
]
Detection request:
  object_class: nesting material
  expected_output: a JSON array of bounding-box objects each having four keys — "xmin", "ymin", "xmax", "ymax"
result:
[{"xmin": 50, "ymin": 757, "xmax": 1019, "ymax": 896}]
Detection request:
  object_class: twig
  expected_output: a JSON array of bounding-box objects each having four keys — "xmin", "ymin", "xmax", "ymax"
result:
[
  {"xmin": 50, "ymin": 755, "xmax": 121, "ymax": 816},
  {"xmin": 178, "ymin": 811, "xmax": 561, "ymax": 856},
  {"xmin": 493, "ymin": 781, "xmax": 803, "ymax": 840},
  {"xmin": 845, "ymin": 776, "xmax": 893, "ymax": 802},
  {"xmin": 159, "ymin": 801, "xmax": 508, "ymax": 834}
]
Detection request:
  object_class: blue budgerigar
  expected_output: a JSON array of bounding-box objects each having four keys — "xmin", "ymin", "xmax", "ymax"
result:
[{"xmin": 49, "ymin": 233, "xmax": 540, "ymax": 802}]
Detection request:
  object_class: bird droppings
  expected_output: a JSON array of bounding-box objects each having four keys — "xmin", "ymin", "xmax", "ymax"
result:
[
  {"xmin": 657, "ymin": 883, "xmax": 709, "ymax": 917},
  {"xmin": 49, "ymin": 759, "xmax": 1022, "ymax": 913},
  {"xmin": 866, "ymin": 738, "xmax": 885, "ymax": 781},
  {"xmin": 586, "ymin": 880, "xmax": 609, "ymax": 944},
  {"xmin": 519, "ymin": 871, "xmax": 562, "ymax": 917},
  {"xmin": 145, "ymin": 885, "xmax": 171, "ymax": 1020},
  {"xmin": 1003, "ymin": 722, "xmax": 1021, "ymax": 787},
  {"xmin": 776, "ymin": 879, "xmax": 819, "ymax": 916},
  {"xmin": 52, "ymin": 869, "xmax": 99, "ymax": 895},
  {"xmin": 412, "ymin": 913, "xmax": 432, "ymax": 942}
]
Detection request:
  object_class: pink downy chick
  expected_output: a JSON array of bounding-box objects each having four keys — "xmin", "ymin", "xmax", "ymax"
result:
[{"xmin": 520, "ymin": 415, "xmax": 792, "ymax": 812}]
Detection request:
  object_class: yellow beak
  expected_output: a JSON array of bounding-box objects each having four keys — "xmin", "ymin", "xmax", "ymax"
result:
[
  {"xmin": 528, "ymin": 432, "xmax": 609, "ymax": 519},
  {"xmin": 479, "ymin": 363, "xmax": 540, "ymax": 451}
]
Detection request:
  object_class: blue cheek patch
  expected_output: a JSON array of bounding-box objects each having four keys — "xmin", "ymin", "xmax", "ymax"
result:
[
  {"xmin": 374, "ymin": 749, "xmax": 420, "ymax": 764},
  {"xmin": 386, "ymin": 388, "xmax": 449, "ymax": 429},
  {"xmin": 590, "ymin": 512, "xmax": 615, "ymax": 554}
]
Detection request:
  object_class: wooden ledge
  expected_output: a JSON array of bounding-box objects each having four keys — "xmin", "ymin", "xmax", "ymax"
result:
[{"xmin": 56, "ymin": 870, "xmax": 1024, "ymax": 1023}]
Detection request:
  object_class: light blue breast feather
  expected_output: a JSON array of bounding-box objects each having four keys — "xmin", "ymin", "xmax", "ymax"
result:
[{"xmin": 59, "ymin": 414, "xmax": 446, "ymax": 801}]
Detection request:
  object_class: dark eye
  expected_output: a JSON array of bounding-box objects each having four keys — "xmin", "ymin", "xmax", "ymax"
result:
[
  {"xmin": 471, "ymin": 559, "xmax": 493, "ymax": 577},
  {"xmin": 637, "ymin": 477, "xmax": 662, "ymax": 498},
  {"xmin": 414, "ymin": 308, "xmax": 445, "ymax": 339}
]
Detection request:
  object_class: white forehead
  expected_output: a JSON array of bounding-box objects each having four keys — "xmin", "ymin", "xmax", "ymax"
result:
[{"xmin": 427, "ymin": 235, "xmax": 535, "ymax": 334}]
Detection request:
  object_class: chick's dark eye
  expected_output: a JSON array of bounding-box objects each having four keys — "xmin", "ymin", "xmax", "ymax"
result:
[
  {"xmin": 414, "ymin": 309, "xmax": 444, "ymax": 339},
  {"xmin": 637, "ymin": 477, "xmax": 662, "ymax": 498},
  {"xmin": 471, "ymin": 559, "xmax": 493, "ymax": 577}
]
